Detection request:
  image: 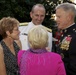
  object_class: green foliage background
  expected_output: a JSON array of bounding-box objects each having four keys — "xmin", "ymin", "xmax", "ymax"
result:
[{"xmin": 0, "ymin": 0, "xmax": 71, "ymax": 35}]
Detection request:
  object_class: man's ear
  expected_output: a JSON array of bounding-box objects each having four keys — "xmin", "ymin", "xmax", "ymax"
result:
[
  {"xmin": 67, "ymin": 13, "xmax": 72, "ymax": 21},
  {"xmin": 30, "ymin": 12, "xmax": 33, "ymax": 18}
]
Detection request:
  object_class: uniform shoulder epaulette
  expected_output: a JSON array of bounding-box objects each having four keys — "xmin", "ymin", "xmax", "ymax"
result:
[
  {"xmin": 42, "ymin": 25, "xmax": 52, "ymax": 33},
  {"xmin": 19, "ymin": 22, "xmax": 52, "ymax": 32},
  {"xmin": 19, "ymin": 22, "xmax": 28, "ymax": 26}
]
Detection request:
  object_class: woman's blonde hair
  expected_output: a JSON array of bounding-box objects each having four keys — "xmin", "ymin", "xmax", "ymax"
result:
[{"xmin": 28, "ymin": 26, "xmax": 48, "ymax": 49}]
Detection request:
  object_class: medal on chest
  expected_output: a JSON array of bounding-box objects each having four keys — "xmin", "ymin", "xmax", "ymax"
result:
[{"xmin": 60, "ymin": 35, "xmax": 72, "ymax": 50}]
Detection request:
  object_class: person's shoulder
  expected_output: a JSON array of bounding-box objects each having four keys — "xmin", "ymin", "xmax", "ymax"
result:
[
  {"xmin": 48, "ymin": 52, "xmax": 61, "ymax": 59},
  {"xmin": 19, "ymin": 22, "xmax": 29, "ymax": 32},
  {"xmin": 70, "ymin": 23, "xmax": 76, "ymax": 32},
  {"xmin": 18, "ymin": 50, "xmax": 26, "ymax": 58},
  {"xmin": 41, "ymin": 25, "xmax": 52, "ymax": 33},
  {"xmin": 73, "ymin": 23, "xmax": 76, "ymax": 33},
  {"xmin": 19, "ymin": 22, "xmax": 29, "ymax": 29},
  {"xmin": 49, "ymin": 52, "xmax": 60, "ymax": 56},
  {"xmin": 19, "ymin": 22, "xmax": 28, "ymax": 27},
  {"xmin": 18, "ymin": 50, "xmax": 25, "ymax": 55}
]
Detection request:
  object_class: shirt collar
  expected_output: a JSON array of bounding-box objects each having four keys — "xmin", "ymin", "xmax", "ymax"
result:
[
  {"xmin": 64, "ymin": 23, "xmax": 75, "ymax": 29},
  {"xmin": 29, "ymin": 48, "xmax": 47, "ymax": 54},
  {"xmin": 31, "ymin": 21, "xmax": 42, "ymax": 26}
]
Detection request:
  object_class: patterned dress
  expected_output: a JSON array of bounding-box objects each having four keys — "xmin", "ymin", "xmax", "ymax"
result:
[{"xmin": 1, "ymin": 40, "xmax": 20, "ymax": 75}]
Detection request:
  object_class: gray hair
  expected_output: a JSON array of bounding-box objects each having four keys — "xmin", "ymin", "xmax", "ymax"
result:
[{"xmin": 56, "ymin": 3, "xmax": 76, "ymax": 17}]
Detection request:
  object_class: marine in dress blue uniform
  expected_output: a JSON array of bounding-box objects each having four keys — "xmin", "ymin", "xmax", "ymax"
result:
[{"xmin": 56, "ymin": 23, "xmax": 76, "ymax": 75}]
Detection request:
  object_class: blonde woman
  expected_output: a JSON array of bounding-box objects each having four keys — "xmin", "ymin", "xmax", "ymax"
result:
[{"xmin": 18, "ymin": 26, "xmax": 66, "ymax": 75}]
